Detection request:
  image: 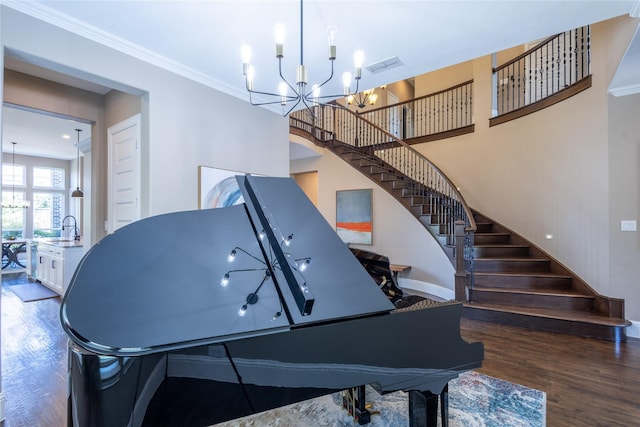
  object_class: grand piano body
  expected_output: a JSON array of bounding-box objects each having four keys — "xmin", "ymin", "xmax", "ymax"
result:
[{"xmin": 61, "ymin": 175, "xmax": 483, "ymax": 426}]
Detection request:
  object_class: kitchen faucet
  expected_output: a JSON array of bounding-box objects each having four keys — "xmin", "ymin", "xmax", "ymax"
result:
[{"xmin": 62, "ymin": 215, "xmax": 80, "ymax": 241}]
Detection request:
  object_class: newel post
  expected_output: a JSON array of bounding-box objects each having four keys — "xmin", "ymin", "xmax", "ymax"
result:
[{"xmin": 454, "ymin": 220, "xmax": 467, "ymax": 302}]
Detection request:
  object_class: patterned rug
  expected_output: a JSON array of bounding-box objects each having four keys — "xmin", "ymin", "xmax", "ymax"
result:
[{"xmin": 213, "ymin": 371, "xmax": 546, "ymax": 427}]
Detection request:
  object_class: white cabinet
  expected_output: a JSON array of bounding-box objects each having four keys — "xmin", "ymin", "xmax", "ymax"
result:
[{"xmin": 36, "ymin": 243, "xmax": 83, "ymax": 296}]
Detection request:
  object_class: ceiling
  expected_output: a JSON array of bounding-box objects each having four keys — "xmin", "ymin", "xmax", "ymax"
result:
[{"xmin": 2, "ymin": 0, "xmax": 639, "ymax": 159}]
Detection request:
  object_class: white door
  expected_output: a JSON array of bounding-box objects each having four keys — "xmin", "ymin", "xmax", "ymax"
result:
[{"xmin": 108, "ymin": 114, "xmax": 141, "ymax": 233}]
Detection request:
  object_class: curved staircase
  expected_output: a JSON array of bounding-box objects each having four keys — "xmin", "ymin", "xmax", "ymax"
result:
[{"xmin": 291, "ymin": 105, "xmax": 630, "ymax": 341}]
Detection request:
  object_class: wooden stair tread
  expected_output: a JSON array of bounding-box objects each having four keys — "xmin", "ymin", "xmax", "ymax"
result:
[
  {"xmin": 474, "ymin": 244, "xmax": 529, "ymax": 249},
  {"xmin": 471, "ymin": 286, "xmax": 591, "ymax": 298},
  {"xmin": 474, "ymin": 256, "xmax": 548, "ymax": 261},
  {"xmin": 474, "ymin": 271, "xmax": 571, "ymax": 279},
  {"xmin": 464, "ymin": 302, "xmax": 631, "ymax": 327}
]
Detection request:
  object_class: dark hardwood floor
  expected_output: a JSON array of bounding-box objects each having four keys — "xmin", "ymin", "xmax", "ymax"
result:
[
  {"xmin": 1, "ymin": 271, "xmax": 639, "ymax": 426},
  {"xmin": 1, "ymin": 272, "xmax": 66, "ymax": 427}
]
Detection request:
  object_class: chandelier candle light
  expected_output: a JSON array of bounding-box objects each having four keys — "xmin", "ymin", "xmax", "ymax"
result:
[{"xmin": 241, "ymin": 0, "xmax": 367, "ymax": 116}]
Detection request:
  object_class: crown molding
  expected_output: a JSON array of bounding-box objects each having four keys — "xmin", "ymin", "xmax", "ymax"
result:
[
  {"xmin": 630, "ymin": 0, "xmax": 640, "ymax": 18},
  {"xmin": 608, "ymin": 83, "xmax": 640, "ymax": 97},
  {"xmin": 1, "ymin": 0, "xmax": 248, "ymax": 102}
]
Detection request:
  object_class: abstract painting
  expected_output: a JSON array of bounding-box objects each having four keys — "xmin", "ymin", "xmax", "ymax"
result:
[
  {"xmin": 336, "ymin": 189, "xmax": 372, "ymax": 245},
  {"xmin": 198, "ymin": 166, "xmax": 246, "ymax": 209}
]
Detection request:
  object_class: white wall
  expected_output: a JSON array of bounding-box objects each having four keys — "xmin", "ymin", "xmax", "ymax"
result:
[
  {"xmin": 290, "ymin": 135, "xmax": 455, "ymax": 292},
  {"xmin": 1, "ymin": 6, "xmax": 289, "ymax": 226},
  {"xmin": 608, "ymin": 93, "xmax": 640, "ymax": 324}
]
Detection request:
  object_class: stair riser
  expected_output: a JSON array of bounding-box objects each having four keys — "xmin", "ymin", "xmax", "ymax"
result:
[
  {"xmin": 405, "ymin": 196, "xmax": 430, "ymax": 206},
  {"xmin": 475, "ymin": 223, "xmax": 494, "ymax": 233},
  {"xmin": 473, "ymin": 274, "xmax": 573, "ymax": 290},
  {"xmin": 469, "ymin": 289, "xmax": 595, "ymax": 311},
  {"xmin": 474, "ymin": 234, "xmax": 510, "ymax": 244},
  {"xmin": 475, "ymin": 246, "xmax": 529, "ymax": 257},
  {"xmin": 368, "ymin": 166, "xmax": 395, "ymax": 175},
  {"xmin": 474, "ymin": 259, "xmax": 551, "ymax": 273},
  {"xmin": 420, "ymin": 220, "xmax": 451, "ymax": 236},
  {"xmin": 463, "ymin": 306, "xmax": 626, "ymax": 342},
  {"xmin": 378, "ymin": 175, "xmax": 405, "ymax": 185}
]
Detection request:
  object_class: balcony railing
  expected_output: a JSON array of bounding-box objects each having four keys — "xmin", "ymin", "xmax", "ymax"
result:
[
  {"xmin": 357, "ymin": 80, "xmax": 474, "ymax": 143},
  {"xmin": 492, "ymin": 25, "xmax": 591, "ymax": 125}
]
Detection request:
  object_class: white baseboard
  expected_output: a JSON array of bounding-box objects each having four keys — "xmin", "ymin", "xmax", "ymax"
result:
[
  {"xmin": 398, "ymin": 278, "xmax": 455, "ymax": 301},
  {"xmin": 626, "ymin": 320, "xmax": 640, "ymax": 339}
]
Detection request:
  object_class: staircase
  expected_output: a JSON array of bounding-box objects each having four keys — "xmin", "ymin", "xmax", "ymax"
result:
[
  {"xmin": 290, "ymin": 105, "xmax": 630, "ymax": 341},
  {"xmin": 467, "ymin": 212, "xmax": 629, "ymax": 341}
]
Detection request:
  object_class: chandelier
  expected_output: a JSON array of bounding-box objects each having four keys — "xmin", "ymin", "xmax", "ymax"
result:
[
  {"xmin": 2, "ymin": 142, "xmax": 30, "ymax": 209},
  {"xmin": 241, "ymin": 0, "xmax": 366, "ymax": 116},
  {"xmin": 346, "ymin": 85, "xmax": 386, "ymax": 110}
]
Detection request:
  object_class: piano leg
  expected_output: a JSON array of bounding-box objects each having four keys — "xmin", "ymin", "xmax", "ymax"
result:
[
  {"xmin": 342, "ymin": 385, "xmax": 371, "ymax": 425},
  {"xmin": 408, "ymin": 384, "xmax": 449, "ymax": 427},
  {"xmin": 355, "ymin": 385, "xmax": 371, "ymax": 425}
]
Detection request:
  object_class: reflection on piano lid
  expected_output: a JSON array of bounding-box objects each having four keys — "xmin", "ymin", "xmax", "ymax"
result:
[{"xmin": 61, "ymin": 175, "xmax": 483, "ymax": 427}]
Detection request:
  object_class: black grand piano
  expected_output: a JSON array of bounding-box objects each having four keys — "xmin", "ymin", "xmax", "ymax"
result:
[{"xmin": 61, "ymin": 175, "xmax": 483, "ymax": 427}]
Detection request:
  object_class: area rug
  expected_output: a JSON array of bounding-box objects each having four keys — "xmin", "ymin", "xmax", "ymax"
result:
[
  {"xmin": 8, "ymin": 282, "xmax": 59, "ymax": 302},
  {"xmin": 213, "ymin": 371, "xmax": 546, "ymax": 427}
]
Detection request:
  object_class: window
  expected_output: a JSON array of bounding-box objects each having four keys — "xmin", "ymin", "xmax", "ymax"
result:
[
  {"xmin": 1, "ymin": 191, "xmax": 26, "ymax": 239},
  {"xmin": 31, "ymin": 167, "xmax": 66, "ymax": 238},
  {"xmin": 33, "ymin": 167, "xmax": 65, "ymax": 189},
  {"xmin": 3, "ymin": 164, "xmax": 26, "ymax": 186},
  {"xmin": 2, "ymin": 163, "xmax": 27, "ymax": 239},
  {"xmin": 33, "ymin": 192, "xmax": 65, "ymax": 238}
]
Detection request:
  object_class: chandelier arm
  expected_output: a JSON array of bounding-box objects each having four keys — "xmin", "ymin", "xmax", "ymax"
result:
[
  {"xmin": 278, "ymin": 58, "xmax": 302, "ymax": 97},
  {"xmin": 247, "ymin": 90, "xmax": 298, "ymax": 107},
  {"xmin": 281, "ymin": 96, "xmax": 303, "ymax": 117},
  {"xmin": 351, "ymin": 77, "xmax": 362, "ymax": 96},
  {"xmin": 304, "ymin": 59, "xmax": 334, "ymax": 101}
]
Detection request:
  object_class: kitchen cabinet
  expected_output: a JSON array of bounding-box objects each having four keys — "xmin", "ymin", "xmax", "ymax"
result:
[{"xmin": 36, "ymin": 242, "xmax": 84, "ymax": 296}]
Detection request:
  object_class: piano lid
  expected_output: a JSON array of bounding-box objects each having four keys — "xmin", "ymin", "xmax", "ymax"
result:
[{"xmin": 61, "ymin": 176, "xmax": 393, "ymax": 356}]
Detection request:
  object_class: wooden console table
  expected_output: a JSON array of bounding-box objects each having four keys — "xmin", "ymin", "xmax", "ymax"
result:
[{"xmin": 390, "ymin": 263, "xmax": 411, "ymax": 282}]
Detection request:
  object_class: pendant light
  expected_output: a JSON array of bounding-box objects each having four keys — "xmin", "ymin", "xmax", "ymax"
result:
[
  {"xmin": 2, "ymin": 142, "xmax": 30, "ymax": 209},
  {"xmin": 71, "ymin": 129, "xmax": 84, "ymax": 198}
]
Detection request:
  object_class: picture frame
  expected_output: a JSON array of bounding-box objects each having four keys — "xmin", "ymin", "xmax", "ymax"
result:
[
  {"xmin": 198, "ymin": 165, "xmax": 247, "ymax": 209},
  {"xmin": 336, "ymin": 189, "xmax": 372, "ymax": 245}
]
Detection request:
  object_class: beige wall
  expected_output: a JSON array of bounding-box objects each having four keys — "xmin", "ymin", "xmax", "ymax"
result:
[
  {"xmin": 414, "ymin": 16, "xmax": 640, "ymax": 320},
  {"xmin": 292, "ymin": 16, "xmax": 640, "ymax": 323},
  {"xmin": 290, "ymin": 135, "xmax": 455, "ymax": 291},
  {"xmin": 414, "ymin": 59, "xmax": 474, "ymax": 98},
  {"xmin": 292, "ymin": 171, "xmax": 319, "ymax": 207}
]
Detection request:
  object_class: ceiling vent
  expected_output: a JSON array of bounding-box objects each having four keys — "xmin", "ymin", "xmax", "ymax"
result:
[{"xmin": 366, "ymin": 56, "xmax": 404, "ymax": 74}]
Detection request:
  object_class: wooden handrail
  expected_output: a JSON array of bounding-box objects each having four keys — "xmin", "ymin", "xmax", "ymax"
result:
[
  {"xmin": 358, "ymin": 80, "xmax": 474, "ymax": 143},
  {"xmin": 362, "ymin": 79, "xmax": 474, "ymax": 114},
  {"xmin": 493, "ymin": 25, "xmax": 590, "ymax": 118},
  {"xmin": 493, "ymin": 34, "xmax": 559, "ymax": 72}
]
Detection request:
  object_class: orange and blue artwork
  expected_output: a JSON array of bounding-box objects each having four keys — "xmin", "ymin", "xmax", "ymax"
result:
[{"xmin": 336, "ymin": 189, "xmax": 372, "ymax": 245}]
